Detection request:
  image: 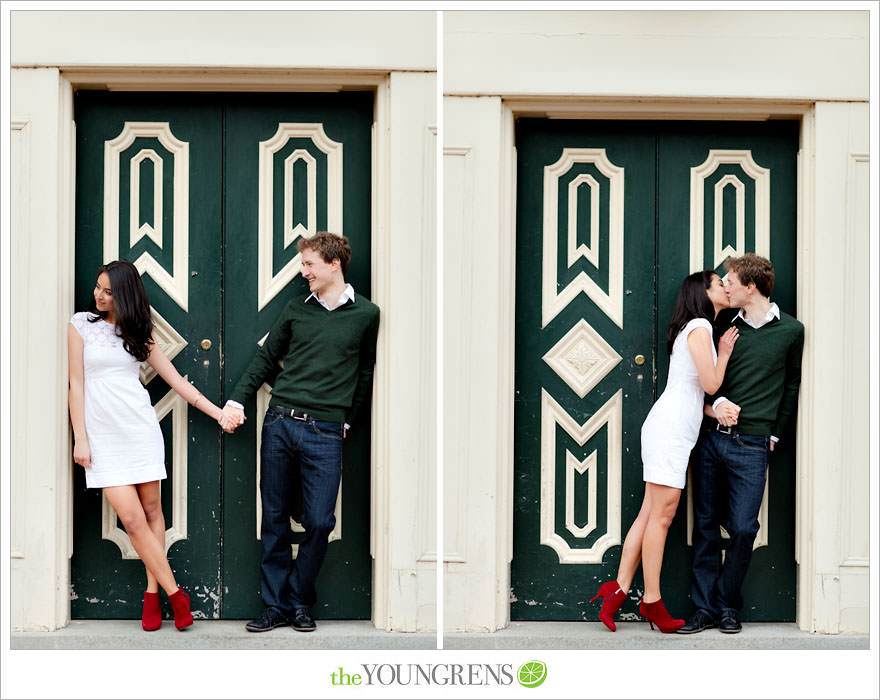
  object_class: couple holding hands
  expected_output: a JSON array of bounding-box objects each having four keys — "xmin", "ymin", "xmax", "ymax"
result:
[{"xmin": 67, "ymin": 232, "xmax": 379, "ymax": 633}]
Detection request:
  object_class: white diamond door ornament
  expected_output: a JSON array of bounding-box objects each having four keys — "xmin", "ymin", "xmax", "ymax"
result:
[{"xmin": 542, "ymin": 319, "xmax": 622, "ymax": 398}]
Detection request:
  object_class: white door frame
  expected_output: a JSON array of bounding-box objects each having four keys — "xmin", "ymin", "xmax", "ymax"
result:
[
  {"xmin": 493, "ymin": 96, "xmax": 820, "ymax": 630},
  {"xmin": 53, "ymin": 67, "xmax": 412, "ymax": 630}
]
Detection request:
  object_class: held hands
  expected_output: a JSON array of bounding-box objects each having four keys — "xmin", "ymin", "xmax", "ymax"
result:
[
  {"xmin": 219, "ymin": 405, "xmax": 246, "ymax": 434},
  {"xmin": 718, "ymin": 326, "xmax": 739, "ymax": 358},
  {"xmin": 714, "ymin": 400, "xmax": 741, "ymax": 427},
  {"xmin": 73, "ymin": 440, "xmax": 91, "ymax": 469}
]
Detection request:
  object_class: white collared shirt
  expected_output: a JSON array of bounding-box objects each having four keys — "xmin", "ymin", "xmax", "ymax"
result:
[
  {"xmin": 306, "ymin": 283, "xmax": 355, "ymax": 311},
  {"xmin": 734, "ymin": 301, "xmax": 780, "ymax": 329},
  {"xmin": 713, "ymin": 300, "xmax": 782, "ymax": 442}
]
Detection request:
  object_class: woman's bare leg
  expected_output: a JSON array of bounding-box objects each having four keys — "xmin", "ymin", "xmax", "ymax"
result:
[
  {"xmin": 615, "ymin": 488, "xmax": 652, "ymax": 594},
  {"xmin": 104, "ymin": 484, "xmax": 179, "ymax": 596},
  {"xmin": 136, "ymin": 481, "xmax": 166, "ymax": 594},
  {"xmin": 640, "ymin": 482, "xmax": 681, "ymax": 604}
]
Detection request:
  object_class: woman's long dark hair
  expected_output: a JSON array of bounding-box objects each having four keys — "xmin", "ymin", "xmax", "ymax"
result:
[
  {"xmin": 88, "ymin": 260, "xmax": 154, "ymax": 362},
  {"xmin": 665, "ymin": 270, "xmax": 716, "ymax": 355}
]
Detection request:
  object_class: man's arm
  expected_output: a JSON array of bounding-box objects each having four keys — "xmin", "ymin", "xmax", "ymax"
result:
[
  {"xmin": 771, "ymin": 322, "xmax": 805, "ymax": 439},
  {"xmin": 228, "ymin": 303, "xmax": 294, "ymax": 407},
  {"xmin": 345, "ymin": 308, "xmax": 380, "ymax": 427}
]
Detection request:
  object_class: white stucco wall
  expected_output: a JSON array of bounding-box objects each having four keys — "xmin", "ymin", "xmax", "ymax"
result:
[
  {"xmin": 443, "ymin": 10, "xmax": 871, "ymax": 634},
  {"xmin": 445, "ymin": 10, "xmax": 868, "ymax": 100},
  {"xmin": 12, "ymin": 10, "xmax": 436, "ymax": 70}
]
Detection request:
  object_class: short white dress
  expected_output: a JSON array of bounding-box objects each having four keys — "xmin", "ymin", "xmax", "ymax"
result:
[
  {"xmin": 640, "ymin": 317, "xmax": 716, "ymax": 489},
  {"xmin": 70, "ymin": 312, "xmax": 166, "ymax": 488}
]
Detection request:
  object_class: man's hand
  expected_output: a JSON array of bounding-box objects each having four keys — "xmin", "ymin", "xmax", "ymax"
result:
[
  {"xmin": 769, "ymin": 441, "xmax": 776, "ymax": 453},
  {"xmin": 714, "ymin": 400, "xmax": 741, "ymax": 426},
  {"xmin": 220, "ymin": 405, "xmax": 246, "ymax": 433}
]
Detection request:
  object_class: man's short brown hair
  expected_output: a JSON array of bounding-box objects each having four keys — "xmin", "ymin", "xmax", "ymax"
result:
[
  {"xmin": 724, "ymin": 253, "xmax": 775, "ymax": 298},
  {"xmin": 297, "ymin": 231, "xmax": 351, "ymax": 275}
]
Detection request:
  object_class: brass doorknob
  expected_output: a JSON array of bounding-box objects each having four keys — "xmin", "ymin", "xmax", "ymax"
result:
[
  {"xmin": 201, "ymin": 339, "xmax": 212, "ymax": 351},
  {"xmin": 634, "ymin": 354, "xmax": 646, "ymax": 366}
]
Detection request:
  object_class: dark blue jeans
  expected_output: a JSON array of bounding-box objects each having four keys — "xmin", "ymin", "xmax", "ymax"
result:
[
  {"xmin": 259, "ymin": 407, "xmax": 343, "ymax": 616},
  {"xmin": 690, "ymin": 428, "xmax": 770, "ymax": 618}
]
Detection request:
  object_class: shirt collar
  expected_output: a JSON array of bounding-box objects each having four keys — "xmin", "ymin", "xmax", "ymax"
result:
[
  {"xmin": 735, "ymin": 302, "xmax": 780, "ymax": 329},
  {"xmin": 305, "ymin": 283, "xmax": 356, "ymax": 311}
]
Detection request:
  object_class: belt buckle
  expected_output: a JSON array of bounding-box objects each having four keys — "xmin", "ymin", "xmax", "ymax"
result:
[
  {"xmin": 716, "ymin": 423, "xmax": 733, "ymax": 435},
  {"xmin": 291, "ymin": 409, "xmax": 307, "ymax": 421}
]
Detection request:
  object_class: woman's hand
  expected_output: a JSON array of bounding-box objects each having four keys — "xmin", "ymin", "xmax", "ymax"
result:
[
  {"xmin": 718, "ymin": 326, "xmax": 739, "ymax": 359},
  {"xmin": 714, "ymin": 400, "xmax": 741, "ymax": 426},
  {"xmin": 73, "ymin": 439, "xmax": 91, "ymax": 469},
  {"xmin": 218, "ymin": 406, "xmax": 246, "ymax": 433}
]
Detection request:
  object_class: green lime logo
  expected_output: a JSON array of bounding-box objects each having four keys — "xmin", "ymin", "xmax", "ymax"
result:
[{"xmin": 517, "ymin": 660, "xmax": 547, "ymax": 688}]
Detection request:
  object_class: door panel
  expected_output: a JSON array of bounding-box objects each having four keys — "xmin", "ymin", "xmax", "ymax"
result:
[
  {"xmin": 657, "ymin": 121, "xmax": 799, "ymax": 620},
  {"xmin": 221, "ymin": 92, "xmax": 374, "ymax": 619},
  {"xmin": 512, "ymin": 120, "xmax": 656, "ymax": 619},
  {"xmin": 72, "ymin": 93, "xmax": 224, "ymax": 619},
  {"xmin": 512, "ymin": 119, "xmax": 799, "ymax": 621},
  {"xmin": 72, "ymin": 91, "xmax": 373, "ymax": 620}
]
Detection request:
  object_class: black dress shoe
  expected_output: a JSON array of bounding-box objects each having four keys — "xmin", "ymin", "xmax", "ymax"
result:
[
  {"xmin": 245, "ymin": 607, "xmax": 289, "ymax": 632},
  {"xmin": 719, "ymin": 610, "xmax": 742, "ymax": 634},
  {"xmin": 676, "ymin": 609, "xmax": 717, "ymax": 634},
  {"xmin": 291, "ymin": 607, "xmax": 316, "ymax": 632}
]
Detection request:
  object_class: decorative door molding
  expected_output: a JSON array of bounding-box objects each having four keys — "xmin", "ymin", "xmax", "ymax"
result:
[
  {"xmin": 689, "ymin": 149, "xmax": 770, "ymax": 274},
  {"xmin": 257, "ymin": 122, "xmax": 343, "ymax": 310},
  {"xmin": 540, "ymin": 389, "xmax": 622, "ymax": 564},
  {"xmin": 542, "ymin": 147, "xmax": 624, "ymax": 328},
  {"xmin": 104, "ymin": 121, "xmax": 190, "ymax": 311},
  {"xmin": 102, "ymin": 122, "xmax": 192, "ymax": 561}
]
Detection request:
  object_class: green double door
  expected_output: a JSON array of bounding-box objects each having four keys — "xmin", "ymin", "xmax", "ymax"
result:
[
  {"xmin": 71, "ymin": 91, "xmax": 373, "ymax": 620},
  {"xmin": 512, "ymin": 119, "xmax": 799, "ymax": 621}
]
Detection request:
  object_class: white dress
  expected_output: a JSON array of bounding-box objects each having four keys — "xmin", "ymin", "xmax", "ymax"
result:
[
  {"xmin": 70, "ymin": 312, "xmax": 166, "ymax": 488},
  {"xmin": 640, "ymin": 317, "xmax": 716, "ymax": 489}
]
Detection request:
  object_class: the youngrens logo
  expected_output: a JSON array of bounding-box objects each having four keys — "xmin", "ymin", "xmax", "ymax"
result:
[
  {"xmin": 329, "ymin": 661, "xmax": 547, "ymax": 688},
  {"xmin": 516, "ymin": 660, "xmax": 547, "ymax": 688}
]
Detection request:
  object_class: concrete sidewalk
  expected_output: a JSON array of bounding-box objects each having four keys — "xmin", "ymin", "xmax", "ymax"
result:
[
  {"xmin": 12, "ymin": 620, "xmax": 436, "ymax": 650},
  {"xmin": 444, "ymin": 621, "xmax": 869, "ymax": 650},
  {"xmin": 12, "ymin": 620, "xmax": 867, "ymax": 650}
]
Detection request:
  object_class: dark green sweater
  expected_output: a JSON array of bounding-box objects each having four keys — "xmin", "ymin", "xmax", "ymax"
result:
[
  {"xmin": 709, "ymin": 310, "xmax": 804, "ymax": 437},
  {"xmin": 230, "ymin": 294, "xmax": 380, "ymax": 424}
]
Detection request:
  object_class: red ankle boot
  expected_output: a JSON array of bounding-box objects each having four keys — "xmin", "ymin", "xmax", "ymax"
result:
[
  {"xmin": 142, "ymin": 591, "xmax": 162, "ymax": 631},
  {"xmin": 168, "ymin": 588, "xmax": 193, "ymax": 630},
  {"xmin": 638, "ymin": 598, "xmax": 685, "ymax": 633},
  {"xmin": 590, "ymin": 581, "xmax": 627, "ymax": 632}
]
